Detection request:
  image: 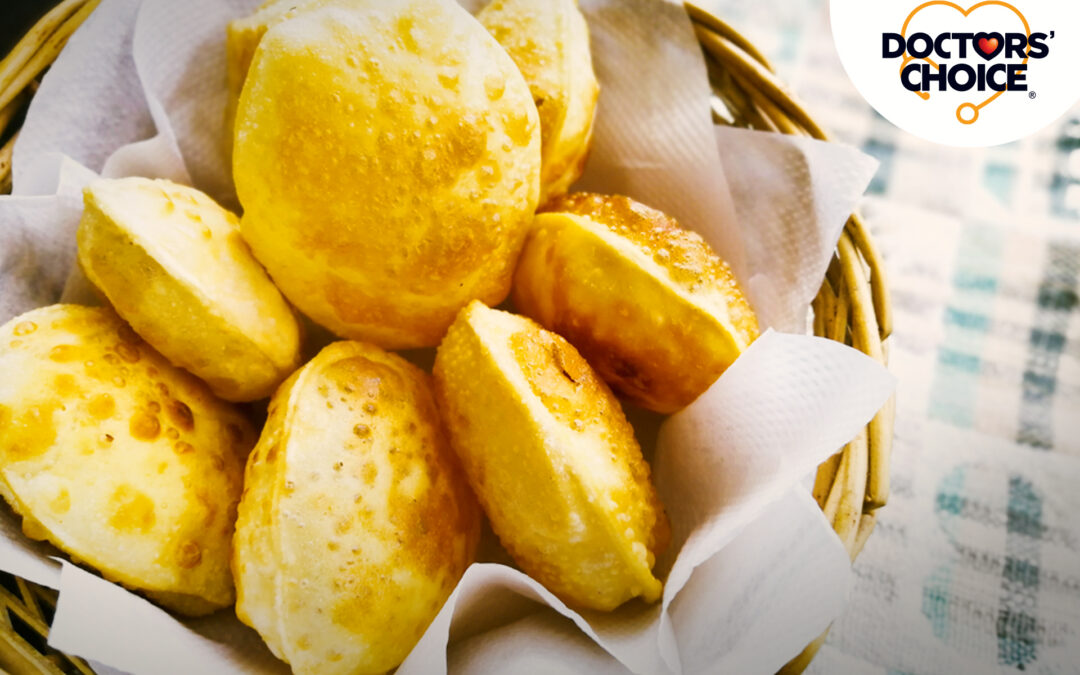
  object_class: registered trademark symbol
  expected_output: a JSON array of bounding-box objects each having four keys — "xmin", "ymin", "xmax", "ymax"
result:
[{"xmin": 1029, "ymin": 91, "xmax": 1037, "ymax": 99}]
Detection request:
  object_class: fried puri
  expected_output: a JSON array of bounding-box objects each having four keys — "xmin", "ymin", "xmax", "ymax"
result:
[
  {"xmin": 224, "ymin": 0, "xmax": 325, "ymax": 146},
  {"xmin": 78, "ymin": 177, "xmax": 302, "ymax": 402},
  {"xmin": 478, "ymin": 0, "xmax": 599, "ymax": 204},
  {"xmin": 514, "ymin": 193, "xmax": 759, "ymax": 413},
  {"xmin": 0, "ymin": 305, "xmax": 255, "ymax": 615},
  {"xmin": 434, "ymin": 301, "xmax": 668, "ymax": 611},
  {"xmin": 233, "ymin": 0, "xmax": 541, "ymax": 349},
  {"xmin": 233, "ymin": 340, "xmax": 480, "ymax": 675}
]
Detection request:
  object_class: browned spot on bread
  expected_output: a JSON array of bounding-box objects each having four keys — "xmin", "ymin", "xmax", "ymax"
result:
[
  {"xmin": 50, "ymin": 488, "xmax": 70, "ymax": 514},
  {"xmin": 13, "ymin": 321, "xmax": 37, "ymax": 336},
  {"xmin": 108, "ymin": 485, "xmax": 156, "ymax": 533},
  {"xmin": 116, "ymin": 322, "xmax": 141, "ymax": 346},
  {"xmin": 88, "ymin": 393, "xmax": 115, "ymax": 420},
  {"xmin": 508, "ymin": 324, "xmax": 610, "ymax": 430},
  {"xmin": 53, "ymin": 374, "xmax": 80, "ymax": 397},
  {"xmin": 166, "ymin": 400, "xmax": 195, "ymax": 431},
  {"xmin": 177, "ymin": 541, "xmax": 202, "ymax": 569},
  {"xmin": 331, "ymin": 585, "xmax": 375, "ymax": 635},
  {"xmin": 0, "ymin": 401, "xmax": 60, "ymax": 462},
  {"xmin": 226, "ymin": 423, "xmax": 244, "ymax": 445},
  {"xmin": 48, "ymin": 344, "xmax": 80, "ymax": 362},
  {"xmin": 361, "ymin": 462, "xmax": 377, "ymax": 486},
  {"xmin": 114, "ymin": 342, "xmax": 140, "ymax": 363},
  {"xmin": 503, "ymin": 108, "xmax": 535, "ymax": 147},
  {"xmin": 129, "ymin": 410, "xmax": 161, "ymax": 441}
]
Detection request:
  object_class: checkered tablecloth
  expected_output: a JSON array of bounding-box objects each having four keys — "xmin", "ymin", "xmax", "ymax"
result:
[{"xmin": 696, "ymin": 1, "xmax": 1080, "ymax": 673}]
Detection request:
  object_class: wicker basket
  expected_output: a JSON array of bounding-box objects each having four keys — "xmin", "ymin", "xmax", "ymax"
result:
[{"xmin": 0, "ymin": 1, "xmax": 894, "ymax": 673}]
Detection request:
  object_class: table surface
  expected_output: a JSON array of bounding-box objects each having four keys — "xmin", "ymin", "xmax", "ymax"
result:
[{"xmin": 698, "ymin": 1, "xmax": 1080, "ymax": 674}]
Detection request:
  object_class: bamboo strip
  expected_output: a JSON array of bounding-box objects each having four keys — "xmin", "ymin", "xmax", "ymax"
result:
[
  {"xmin": 703, "ymin": 54, "xmax": 776, "ymax": 132},
  {"xmin": 829, "ymin": 287, "xmax": 850, "ymax": 345},
  {"xmin": 0, "ymin": 628, "xmax": 67, "ymax": 675},
  {"xmin": 865, "ymin": 395, "xmax": 896, "ymax": 510},
  {"xmin": 821, "ymin": 443, "xmax": 849, "ymax": 524},
  {"xmin": 813, "ymin": 452, "xmax": 842, "ymax": 508},
  {"xmin": 777, "ymin": 629, "xmax": 829, "ymax": 675},
  {"xmin": 836, "ymin": 233, "xmax": 883, "ymax": 362},
  {"xmin": 836, "ymin": 233, "xmax": 892, "ymax": 510},
  {"xmin": 0, "ymin": 0, "xmax": 89, "ymax": 94},
  {"xmin": 0, "ymin": 587, "xmax": 50, "ymax": 640},
  {"xmin": 0, "ymin": 90, "xmax": 28, "ymax": 141},
  {"xmin": 852, "ymin": 512, "xmax": 878, "ymax": 560},
  {"xmin": 0, "ymin": 0, "xmax": 101, "ymax": 114},
  {"xmin": 1, "ymin": 132, "xmax": 19, "ymax": 194},
  {"xmin": 832, "ymin": 428, "xmax": 869, "ymax": 555},
  {"xmin": 14, "ymin": 578, "xmax": 44, "ymax": 627},
  {"xmin": 32, "ymin": 586, "xmax": 58, "ymax": 613},
  {"xmin": 728, "ymin": 69, "xmax": 803, "ymax": 136},
  {"xmin": 692, "ymin": 26, "xmax": 828, "ymax": 139},
  {"xmin": 812, "ymin": 293, "xmax": 826, "ymax": 338},
  {"xmin": 846, "ymin": 214, "xmax": 893, "ymax": 340},
  {"xmin": 685, "ymin": 3, "xmax": 775, "ymax": 72},
  {"xmin": 813, "ymin": 278, "xmax": 835, "ymax": 339}
]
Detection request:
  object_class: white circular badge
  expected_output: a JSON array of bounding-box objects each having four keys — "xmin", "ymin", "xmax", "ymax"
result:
[{"xmin": 830, "ymin": 0, "xmax": 1080, "ymax": 146}]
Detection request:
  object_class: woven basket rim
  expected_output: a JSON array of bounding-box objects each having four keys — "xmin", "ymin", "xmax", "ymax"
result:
[{"xmin": 688, "ymin": 4, "xmax": 895, "ymax": 671}]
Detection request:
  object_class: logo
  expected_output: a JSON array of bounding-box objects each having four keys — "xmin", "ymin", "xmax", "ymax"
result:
[{"xmin": 831, "ymin": 1, "xmax": 1080, "ymax": 146}]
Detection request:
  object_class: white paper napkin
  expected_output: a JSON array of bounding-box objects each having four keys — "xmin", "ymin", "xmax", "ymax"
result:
[
  {"xmin": 49, "ymin": 561, "xmax": 289, "ymax": 674},
  {"xmin": 715, "ymin": 126, "xmax": 880, "ymax": 332}
]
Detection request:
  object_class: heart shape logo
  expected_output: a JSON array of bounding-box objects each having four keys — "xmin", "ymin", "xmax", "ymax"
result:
[
  {"xmin": 830, "ymin": 0, "xmax": 1078, "ymax": 145},
  {"xmin": 898, "ymin": 2, "xmax": 1031, "ymax": 124},
  {"xmin": 975, "ymin": 32, "xmax": 1003, "ymax": 59}
]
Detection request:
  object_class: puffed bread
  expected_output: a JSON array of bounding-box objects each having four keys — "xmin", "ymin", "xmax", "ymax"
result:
[
  {"xmin": 233, "ymin": 0, "xmax": 541, "ymax": 348},
  {"xmin": 478, "ymin": 0, "xmax": 599, "ymax": 204},
  {"xmin": 233, "ymin": 340, "xmax": 481, "ymax": 674},
  {"xmin": 434, "ymin": 301, "xmax": 668, "ymax": 611},
  {"xmin": 78, "ymin": 177, "xmax": 302, "ymax": 402},
  {"xmin": 514, "ymin": 193, "xmax": 759, "ymax": 413},
  {"xmin": 0, "ymin": 305, "xmax": 255, "ymax": 615}
]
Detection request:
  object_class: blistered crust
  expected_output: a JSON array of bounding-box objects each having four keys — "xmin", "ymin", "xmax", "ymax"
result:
[
  {"xmin": 479, "ymin": 0, "xmax": 599, "ymax": 204},
  {"xmin": 434, "ymin": 301, "xmax": 668, "ymax": 611},
  {"xmin": 233, "ymin": 340, "xmax": 480, "ymax": 675},
  {"xmin": 78, "ymin": 177, "xmax": 302, "ymax": 402},
  {"xmin": 233, "ymin": 0, "xmax": 541, "ymax": 349},
  {"xmin": 0, "ymin": 305, "xmax": 255, "ymax": 615},
  {"xmin": 226, "ymin": 0, "xmax": 314, "ymax": 141},
  {"xmin": 515, "ymin": 193, "xmax": 760, "ymax": 412}
]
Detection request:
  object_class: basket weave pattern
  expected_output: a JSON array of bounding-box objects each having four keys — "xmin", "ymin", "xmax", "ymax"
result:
[{"xmin": 0, "ymin": 2, "xmax": 893, "ymax": 674}]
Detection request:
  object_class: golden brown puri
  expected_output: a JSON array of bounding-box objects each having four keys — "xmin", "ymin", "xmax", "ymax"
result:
[
  {"xmin": 0, "ymin": 304, "xmax": 255, "ymax": 616},
  {"xmin": 514, "ymin": 193, "xmax": 760, "ymax": 413},
  {"xmin": 77, "ymin": 177, "xmax": 302, "ymax": 402},
  {"xmin": 434, "ymin": 301, "xmax": 668, "ymax": 611},
  {"xmin": 232, "ymin": 340, "xmax": 481, "ymax": 675},
  {"xmin": 478, "ymin": 0, "xmax": 599, "ymax": 204},
  {"xmin": 233, "ymin": 0, "xmax": 541, "ymax": 349},
  {"xmin": 225, "ymin": 0, "xmax": 319, "ymax": 150}
]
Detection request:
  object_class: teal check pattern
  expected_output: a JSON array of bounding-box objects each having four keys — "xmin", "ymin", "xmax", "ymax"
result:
[{"xmin": 697, "ymin": 1, "xmax": 1080, "ymax": 672}]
